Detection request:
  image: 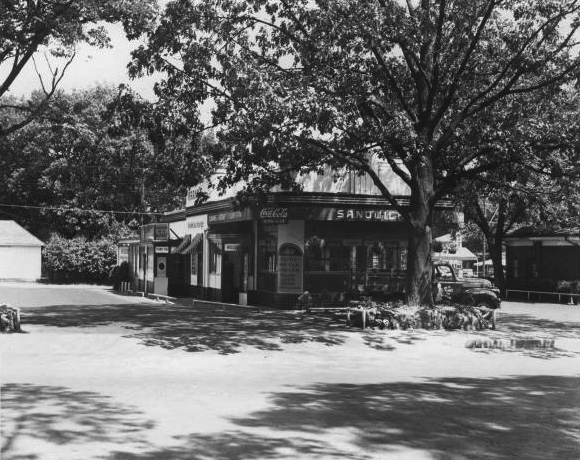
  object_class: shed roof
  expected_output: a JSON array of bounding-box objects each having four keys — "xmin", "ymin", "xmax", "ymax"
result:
[
  {"xmin": 0, "ymin": 220, "xmax": 44, "ymax": 246},
  {"xmin": 434, "ymin": 233, "xmax": 453, "ymax": 243},
  {"xmin": 432, "ymin": 246, "xmax": 477, "ymax": 261},
  {"xmin": 506, "ymin": 226, "xmax": 580, "ymax": 239}
]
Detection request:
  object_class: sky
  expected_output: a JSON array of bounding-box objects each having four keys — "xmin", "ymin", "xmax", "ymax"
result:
[{"xmin": 3, "ymin": 23, "xmax": 159, "ymax": 101}]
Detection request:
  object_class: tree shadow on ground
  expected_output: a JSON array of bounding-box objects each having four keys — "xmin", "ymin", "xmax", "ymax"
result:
[
  {"xmin": 460, "ymin": 310, "xmax": 580, "ymax": 359},
  {"xmin": 18, "ymin": 300, "xmax": 580, "ymax": 356},
  {"xmin": 1, "ymin": 383, "xmax": 155, "ymax": 460},
  {"xmin": 497, "ymin": 312, "xmax": 580, "ymax": 338},
  {"xmin": 20, "ymin": 302, "xmax": 351, "ymax": 354},
  {"xmin": 108, "ymin": 375, "xmax": 580, "ymax": 460}
]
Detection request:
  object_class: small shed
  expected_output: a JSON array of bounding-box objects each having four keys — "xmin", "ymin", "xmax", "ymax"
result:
[
  {"xmin": 432, "ymin": 233, "xmax": 478, "ymax": 275},
  {"xmin": 505, "ymin": 226, "xmax": 580, "ymax": 291},
  {"xmin": 0, "ymin": 220, "xmax": 44, "ymax": 281}
]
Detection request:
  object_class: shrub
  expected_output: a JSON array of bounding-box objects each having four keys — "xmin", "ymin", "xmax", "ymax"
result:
[
  {"xmin": 346, "ymin": 300, "xmax": 496, "ymax": 330},
  {"xmin": 42, "ymin": 234, "xmax": 117, "ymax": 284},
  {"xmin": 557, "ymin": 280, "xmax": 580, "ymax": 293},
  {"xmin": 110, "ymin": 261, "xmax": 130, "ymax": 290}
]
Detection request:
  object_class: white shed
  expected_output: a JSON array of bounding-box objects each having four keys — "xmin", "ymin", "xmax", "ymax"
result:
[{"xmin": 0, "ymin": 220, "xmax": 44, "ymax": 281}]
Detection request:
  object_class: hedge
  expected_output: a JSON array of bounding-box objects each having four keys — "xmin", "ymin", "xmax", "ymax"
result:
[{"xmin": 42, "ymin": 234, "xmax": 117, "ymax": 284}]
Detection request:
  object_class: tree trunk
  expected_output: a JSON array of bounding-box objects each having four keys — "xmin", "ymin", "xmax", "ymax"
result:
[
  {"xmin": 406, "ymin": 221, "xmax": 433, "ymax": 306},
  {"xmin": 489, "ymin": 237, "xmax": 506, "ymax": 295},
  {"xmin": 405, "ymin": 158, "xmax": 435, "ymax": 306}
]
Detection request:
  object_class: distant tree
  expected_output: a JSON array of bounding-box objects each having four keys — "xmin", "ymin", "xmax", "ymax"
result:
[
  {"xmin": 0, "ymin": 85, "xmax": 210, "ymax": 239},
  {"xmin": 132, "ymin": 0, "xmax": 580, "ymax": 305},
  {"xmin": 458, "ymin": 89, "xmax": 580, "ymax": 293},
  {"xmin": 0, "ymin": 0, "xmax": 157, "ymax": 135}
]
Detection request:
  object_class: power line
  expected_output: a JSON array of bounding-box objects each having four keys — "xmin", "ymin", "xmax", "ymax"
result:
[{"xmin": 0, "ymin": 203, "xmax": 168, "ymax": 216}]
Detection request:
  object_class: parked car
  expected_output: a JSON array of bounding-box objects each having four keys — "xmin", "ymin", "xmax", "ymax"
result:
[{"xmin": 433, "ymin": 261, "xmax": 501, "ymax": 309}]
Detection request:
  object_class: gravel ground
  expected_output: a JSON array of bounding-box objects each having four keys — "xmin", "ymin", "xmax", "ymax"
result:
[{"xmin": 1, "ymin": 283, "xmax": 579, "ymax": 460}]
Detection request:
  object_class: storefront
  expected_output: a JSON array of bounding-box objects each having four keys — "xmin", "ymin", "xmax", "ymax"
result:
[
  {"xmin": 124, "ymin": 223, "xmax": 175, "ymax": 296},
  {"xmin": 149, "ymin": 192, "xmax": 455, "ymax": 308},
  {"xmin": 249, "ymin": 201, "xmax": 409, "ymax": 307}
]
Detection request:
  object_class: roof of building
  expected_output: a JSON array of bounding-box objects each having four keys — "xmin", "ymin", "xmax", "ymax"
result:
[
  {"xmin": 506, "ymin": 226, "xmax": 580, "ymax": 239},
  {"xmin": 434, "ymin": 233, "xmax": 454, "ymax": 243},
  {"xmin": 432, "ymin": 246, "xmax": 477, "ymax": 261},
  {"xmin": 0, "ymin": 220, "xmax": 44, "ymax": 246}
]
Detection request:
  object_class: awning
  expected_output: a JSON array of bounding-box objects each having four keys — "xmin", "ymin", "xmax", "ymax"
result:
[
  {"xmin": 181, "ymin": 233, "xmax": 204, "ymax": 254},
  {"xmin": 171, "ymin": 234, "xmax": 191, "ymax": 254}
]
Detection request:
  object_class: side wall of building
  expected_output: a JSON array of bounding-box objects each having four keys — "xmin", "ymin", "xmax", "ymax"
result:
[
  {"xmin": 507, "ymin": 241, "xmax": 580, "ymax": 291},
  {"xmin": 0, "ymin": 246, "xmax": 42, "ymax": 280}
]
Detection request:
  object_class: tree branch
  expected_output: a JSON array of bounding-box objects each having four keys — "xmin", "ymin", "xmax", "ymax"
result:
[
  {"xmin": 431, "ymin": 0, "xmax": 499, "ymax": 128},
  {"xmin": 298, "ymin": 136, "xmax": 408, "ymax": 216},
  {"xmin": 0, "ymin": 52, "xmax": 75, "ymax": 136},
  {"xmin": 370, "ymin": 43, "xmax": 418, "ymax": 123}
]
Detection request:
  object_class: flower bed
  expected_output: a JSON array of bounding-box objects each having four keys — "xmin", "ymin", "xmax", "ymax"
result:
[
  {"xmin": 346, "ymin": 300, "xmax": 496, "ymax": 331},
  {"xmin": 0, "ymin": 304, "xmax": 22, "ymax": 333}
]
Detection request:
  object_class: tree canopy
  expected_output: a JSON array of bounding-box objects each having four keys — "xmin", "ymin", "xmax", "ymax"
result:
[
  {"xmin": 0, "ymin": 84, "xmax": 208, "ymax": 240},
  {"xmin": 0, "ymin": 0, "xmax": 157, "ymax": 135},
  {"xmin": 456, "ymin": 86, "xmax": 580, "ymax": 292},
  {"xmin": 132, "ymin": 0, "xmax": 580, "ymax": 304}
]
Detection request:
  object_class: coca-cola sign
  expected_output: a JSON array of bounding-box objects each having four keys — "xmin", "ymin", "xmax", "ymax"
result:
[{"xmin": 259, "ymin": 207, "xmax": 289, "ymax": 224}]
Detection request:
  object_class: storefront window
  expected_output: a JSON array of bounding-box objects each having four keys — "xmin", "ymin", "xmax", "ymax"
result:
[
  {"xmin": 305, "ymin": 236, "xmax": 324, "ymax": 271},
  {"xmin": 304, "ymin": 237, "xmax": 350, "ymax": 271},
  {"xmin": 190, "ymin": 237, "xmax": 203, "ymax": 280},
  {"xmin": 191, "ymin": 251, "xmax": 197, "ymax": 276},
  {"xmin": 258, "ymin": 225, "xmax": 277, "ymax": 271},
  {"xmin": 399, "ymin": 245, "xmax": 408, "ymax": 271},
  {"xmin": 209, "ymin": 241, "xmax": 221, "ymax": 274},
  {"xmin": 257, "ymin": 224, "xmax": 278, "ymax": 291},
  {"xmin": 365, "ymin": 241, "xmax": 400, "ymax": 271}
]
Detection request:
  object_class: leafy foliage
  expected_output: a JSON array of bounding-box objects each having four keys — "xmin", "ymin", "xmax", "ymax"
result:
[
  {"xmin": 0, "ymin": 85, "xmax": 208, "ymax": 240},
  {"xmin": 346, "ymin": 301, "xmax": 496, "ymax": 330},
  {"xmin": 132, "ymin": 0, "xmax": 580, "ymax": 304},
  {"xmin": 457, "ymin": 89, "xmax": 580, "ymax": 292},
  {"xmin": 42, "ymin": 234, "xmax": 117, "ymax": 284}
]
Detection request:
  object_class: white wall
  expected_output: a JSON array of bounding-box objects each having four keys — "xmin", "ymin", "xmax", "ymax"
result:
[
  {"xmin": 277, "ymin": 220, "xmax": 305, "ymax": 252},
  {"xmin": 169, "ymin": 219, "xmax": 187, "ymax": 238},
  {"xmin": 0, "ymin": 246, "xmax": 42, "ymax": 280}
]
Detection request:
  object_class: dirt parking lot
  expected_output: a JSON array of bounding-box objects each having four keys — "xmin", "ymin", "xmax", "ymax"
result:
[{"xmin": 1, "ymin": 283, "xmax": 579, "ymax": 460}]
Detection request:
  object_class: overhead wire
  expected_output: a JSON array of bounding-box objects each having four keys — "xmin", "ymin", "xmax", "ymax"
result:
[{"xmin": 0, "ymin": 202, "xmax": 168, "ymax": 216}]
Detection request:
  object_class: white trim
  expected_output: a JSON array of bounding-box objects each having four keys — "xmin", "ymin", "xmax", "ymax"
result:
[{"xmin": 504, "ymin": 240, "xmax": 533, "ymax": 247}]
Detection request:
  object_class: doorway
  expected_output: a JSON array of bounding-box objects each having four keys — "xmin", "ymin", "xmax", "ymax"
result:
[{"xmin": 221, "ymin": 251, "xmax": 241, "ymax": 303}]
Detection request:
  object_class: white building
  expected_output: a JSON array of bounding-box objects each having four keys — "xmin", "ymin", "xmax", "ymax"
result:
[
  {"xmin": 432, "ymin": 233, "xmax": 477, "ymax": 276},
  {"xmin": 0, "ymin": 221, "xmax": 44, "ymax": 281}
]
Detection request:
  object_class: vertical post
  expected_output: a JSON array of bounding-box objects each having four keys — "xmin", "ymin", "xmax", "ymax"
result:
[
  {"xmin": 482, "ymin": 200, "xmax": 486, "ymax": 279},
  {"xmin": 141, "ymin": 167, "xmax": 146, "ymax": 226}
]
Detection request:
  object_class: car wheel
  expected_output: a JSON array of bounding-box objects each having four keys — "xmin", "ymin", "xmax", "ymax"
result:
[{"xmin": 474, "ymin": 299, "xmax": 493, "ymax": 310}]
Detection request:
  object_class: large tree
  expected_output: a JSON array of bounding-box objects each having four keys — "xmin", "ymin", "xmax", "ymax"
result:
[
  {"xmin": 0, "ymin": 0, "xmax": 157, "ymax": 135},
  {"xmin": 131, "ymin": 0, "xmax": 580, "ymax": 304}
]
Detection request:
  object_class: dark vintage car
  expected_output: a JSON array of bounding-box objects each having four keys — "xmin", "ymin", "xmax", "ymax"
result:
[{"xmin": 433, "ymin": 262, "xmax": 501, "ymax": 309}]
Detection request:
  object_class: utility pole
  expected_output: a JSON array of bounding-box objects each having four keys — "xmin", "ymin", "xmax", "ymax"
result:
[
  {"xmin": 141, "ymin": 167, "xmax": 146, "ymax": 226},
  {"xmin": 482, "ymin": 200, "xmax": 486, "ymax": 278}
]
